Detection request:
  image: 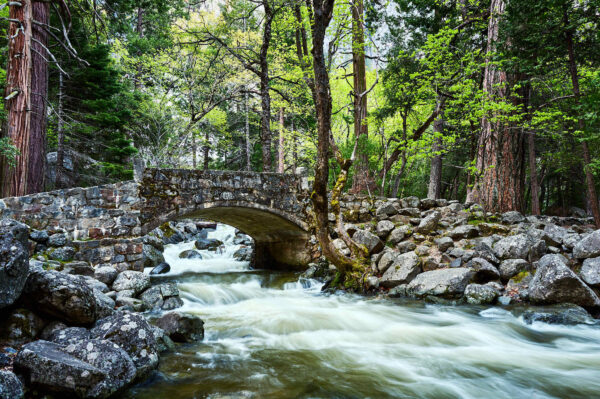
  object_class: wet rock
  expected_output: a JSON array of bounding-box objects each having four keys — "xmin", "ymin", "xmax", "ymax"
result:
[
  {"xmin": 233, "ymin": 234, "xmax": 253, "ymax": 246},
  {"xmin": 233, "ymin": 246, "xmax": 252, "ymax": 262},
  {"xmin": 112, "ymin": 271, "xmax": 151, "ymax": 295},
  {"xmin": 22, "ymin": 269, "xmax": 97, "ymax": 325},
  {"xmin": 468, "ymin": 257, "xmax": 500, "ymax": 283},
  {"xmin": 62, "ymin": 261, "xmax": 94, "ymax": 277},
  {"xmin": 580, "ymin": 257, "xmax": 600, "ymax": 287},
  {"xmin": 0, "ymin": 218, "xmax": 30, "ymax": 309},
  {"xmin": 573, "ymin": 230, "xmax": 600, "ymax": 259},
  {"xmin": 498, "ymin": 259, "xmax": 530, "ymax": 282},
  {"xmin": 352, "ymin": 230, "xmax": 384, "ymax": 254},
  {"xmin": 379, "ymin": 251, "xmax": 421, "ymax": 288},
  {"xmin": 0, "ymin": 308, "xmax": 46, "ymax": 346},
  {"xmin": 47, "ymin": 246, "xmax": 76, "ymax": 262},
  {"xmin": 447, "ymin": 225, "xmax": 479, "ymax": 239},
  {"xmin": 376, "ymin": 220, "xmax": 395, "ymax": 239},
  {"xmin": 522, "ymin": 304, "xmax": 595, "ymax": 325},
  {"xmin": 14, "ymin": 339, "xmax": 136, "ymax": 399},
  {"xmin": 143, "ymin": 244, "xmax": 165, "ymax": 268},
  {"xmin": 464, "ymin": 283, "xmax": 499, "ymax": 305},
  {"xmin": 415, "ymin": 211, "xmax": 441, "ymax": 235},
  {"xmin": 139, "ymin": 283, "xmax": 183, "ymax": 311},
  {"xmin": 195, "ymin": 238, "xmax": 224, "ymax": 251},
  {"xmin": 142, "ymin": 234, "xmax": 164, "ymax": 252},
  {"xmin": 155, "ymin": 312, "xmax": 204, "ymax": 343},
  {"xmin": 406, "ymin": 268, "xmax": 474, "ymax": 299},
  {"xmin": 0, "ymin": 370, "xmax": 24, "ymax": 399},
  {"xmin": 90, "ymin": 312, "xmax": 159, "ymax": 378},
  {"xmin": 434, "ymin": 236, "xmax": 454, "ymax": 252},
  {"xmin": 529, "ymin": 254, "xmax": 600, "ymax": 307},
  {"xmin": 150, "ymin": 325, "xmax": 176, "ymax": 353},
  {"xmin": 94, "ymin": 266, "xmax": 119, "ymax": 286},
  {"xmin": 179, "ymin": 249, "xmax": 203, "ymax": 259},
  {"xmin": 150, "ymin": 262, "xmax": 171, "ymax": 275}
]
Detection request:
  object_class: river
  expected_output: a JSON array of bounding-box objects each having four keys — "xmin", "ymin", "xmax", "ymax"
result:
[{"xmin": 125, "ymin": 224, "xmax": 600, "ymax": 399}]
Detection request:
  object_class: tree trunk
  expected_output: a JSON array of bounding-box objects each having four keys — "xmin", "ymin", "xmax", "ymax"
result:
[
  {"xmin": 527, "ymin": 130, "xmax": 540, "ymax": 214},
  {"xmin": 277, "ymin": 107, "xmax": 285, "ymax": 173},
  {"xmin": 56, "ymin": 71, "xmax": 65, "ymax": 189},
  {"xmin": 350, "ymin": 0, "xmax": 370, "ymax": 193},
  {"xmin": 564, "ymin": 9, "xmax": 600, "ymax": 227},
  {"xmin": 135, "ymin": 7, "xmax": 144, "ymax": 90},
  {"xmin": 292, "ymin": 119, "xmax": 298, "ymax": 171},
  {"xmin": 427, "ymin": 116, "xmax": 443, "ymax": 199},
  {"xmin": 259, "ymin": 1, "xmax": 274, "ymax": 172},
  {"xmin": 192, "ymin": 133, "xmax": 197, "ymax": 169},
  {"xmin": 245, "ymin": 91, "xmax": 251, "ymax": 171},
  {"xmin": 203, "ymin": 129, "xmax": 209, "ymax": 170},
  {"xmin": 2, "ymin": 0, "xmax": 33, "ymax": 197},
  {"xmin": 469, "ymin": 0, "xmax": 525, "ymax": 212},
  {"xmin": 28, "ymin": 0, "xmax": 49, "ymax": 193}
]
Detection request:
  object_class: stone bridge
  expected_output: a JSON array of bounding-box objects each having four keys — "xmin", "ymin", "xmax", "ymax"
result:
[{"xmin": 0, "ymin": 169, "xmax": 315, "ymax": 271}]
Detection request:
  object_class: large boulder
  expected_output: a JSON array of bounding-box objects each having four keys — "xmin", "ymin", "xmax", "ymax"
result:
[
  {"xmin": 0, "ymin": 218, "xmax": 29, "ymax": 309},
  {"xmin": 573, "ymin": 230, "xmax": 600, "ymax": 259},
  {"xmin": 14, "ymin": 339, "xmax": 136, "ymax": 398},
  {"xmin": 406, "ymin": 268, "xmax": 474, "ymax": 299},
  {"xmin": 195, "ymin": 238, "xmax": 223, "ymax": 251},
  {"xmin": 150, "ymin": 262, "xmax": 171, "ymax": 275},
  {"xmin": 139, "ymin": 283, "xmax": 183, "ymax": 311},
  {"xmin": 0, "ymin": 370, "xmax": 24, "ymax": 399},
  {"xmin": 522, "ymin": 304, "xmax": 595, "ymax": 325},
  {"xmin": 529, "ymin": 254, "xmax": 600, "ymax": 307},
  {"xmin": 143, "ymin": 244, "xmax": 165, "ymax": 268},
  {"xmin": 379, "ymin": 251, "xmax": 421, "ymax": 288},
  {"xmin": 94, "ymin": 266, "xmax": 118, "ymax": 286},
  {"xmin": 352, "ymin": 230, "xmax": 384, "ymax": 254},
  {"xmin": 493, "ymin": 234, "xmax": 546, "ymax": 261},
  {"xmin": 580, "ymin": 257, "xmax": 600, "ymax": 287},
  {"xmin": 111, "ymin": 271, "xmax": 151, "ymax": 295},
  {"xmin": 468, "ymin": 257, "xmax": 500, "ymax": 283},
  {"xmin": 155, "ymin": 312, "xmax": 204, "ymax": 343},
  {"xmin": 179, "ymin": 249, "xmax": 203, "ymax": 259},
  {"xmin": 464, "ymin": 283, "xmax": 499, "ymax": 305},
  {"xmin": 90, "ymin": 312, "xmax": 159, "ymax": 378},
  {"xmin": 415, "ymin": 211, "xmax": 441, "ymax": 235},
  {"xmin": 233, "ymin": 247, "xmax": 252, "ymax": 262},
  {"xmin": 447, "ymin": 225, "xmax": 479, "ymax": 239},
  {"xmin": 376, "ymin": 220, "xmax": 395, "ymax": 239},
  {"xmin": 388, "ymin": 225, "xmax": 411, "ymax": 244},
  {"xmin": 22, "ymin": 270, "xmax": 97, "ymax": 325},
  {"xmin": 498, "ymin": 259, "xmax": 530, "ymax": 282}
]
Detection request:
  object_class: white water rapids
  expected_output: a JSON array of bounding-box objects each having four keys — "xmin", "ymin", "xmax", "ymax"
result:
[{"xmin": 126, "ymin": 224, "xmax": 600, "ymax": 399}]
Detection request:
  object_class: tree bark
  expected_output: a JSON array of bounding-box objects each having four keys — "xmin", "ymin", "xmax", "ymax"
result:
[
  {"xmin": 277, "ymin": 107, "xmax": 285, "ymax": 173},
  {"xmin": 427, "ymin": 114, "xmax": 444, "ymax": 199},
  {"xmin": 564, "ymin": 9, "xmax": 600, "ymax": 227},
  {"xmin": 245, "ymin": 91, "xmax": 251, "ymax": 171},
  {"xmin": 259, "ymin": 1, "xmax": 274, "ymax": 172},
  {"xmin": 2, "ymin": 0, "xmax": 33, "ymax": 197},
  {"xmin": 468, "ymin": 0, "xmax": 525, "ymax": 212},
  {"xmin": 203, "ymin": 129, "xmax": 209, "ymax": 170},
  {"xmin": 28, "ymin": 0, "xmax": 49, "ymax": 193},
  {"xmin": 350, "ymin": 0, "xmax": 370, "ymax": 193},
  {"xmin": 56, "ymin": 71, "xmax": 65, "ymax": 189}
]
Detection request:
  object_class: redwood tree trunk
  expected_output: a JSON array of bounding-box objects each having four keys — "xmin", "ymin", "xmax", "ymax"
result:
[
  {"xmin": 28, "ymin": 0, "xmax": 49, "ymax": 193},
  {"xmin": 2, "ymin": 0, "xmax": 33, "ymax": 197},
  {"xmin": 468, "ymin": 0, "xmax": 525, "ymax": 212},
  {"xmin": 56, "ymin": 71, "xmax": 65, "ymax": 188}
]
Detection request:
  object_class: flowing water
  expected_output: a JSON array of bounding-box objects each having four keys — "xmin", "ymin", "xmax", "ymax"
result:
[{"xmin": 125, "ymin": 224, "xmax": 600, "ymax": 399}]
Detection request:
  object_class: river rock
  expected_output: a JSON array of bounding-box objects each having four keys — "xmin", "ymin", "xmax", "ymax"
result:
[
  {"xmin": 139, "ymin": 283, "xmax": 183, "ymax": 311},
  {"xmin": 468, "ymin": 257, "xmax": 500, "ymax": 283},
  {"xmin": 47, "ymin": 327, "xmax": 91, "ymax": 345},
  {"xmin": 406, "ymin": 268, "xmax": 474, "ymax": 299},
  {"xmin": 179, "ymin": 249, "xmax": 203, "ymax": 259},
  {"xmin": 498, "ymin": 259, "xmax": 530, "ymax": 282},
  {"xmin": 529, "ymin": 254, "xmax": 600, "ymax": 307},
  {"xmin": 415, "ymin": 211, "xmax": 441, "ymax": 234},
  {"xmin": 376, "ymin": 220, "xmax": 395, "ymax": 238},
  {"xmin": 573, "ymin": 230, "xmax": 600, "ymax": 259},
  {"xmin": 493, "ymin": 234, "xmax": 546, "ymax": 261},
  {"xmin": 155, "ymin": 312, "xmax": 205, "ymax": 343},
  {"xmin": 22, "ymin": 269, "xmax": 97, "ymax": 325},
  {"xmin": 447, "ymin": 225, "xmax": 479, "ymax": 239},
  {"xmin": 464, "ymin": 283, "xmax": 499, "ymax": 305},
  {"xmin": 195, "ymin": 238, "xmax": 223, "ymax": 251},
  {"xmin": 580, "ymin": 257, "xmax": 600, "ymax": 287},
  {"xmin": 0, "ymin": 370, "xmax": 24, "ymax": 399},
  {"xmin": 233, "ymin": 246, "xmax": 252, "ymax": 262},
  {"xmin": 90, "ymin": 312, "xmax": 159, "ymax": 378},
  {"xmin": 143, "ymin": 244, "xmax": 165, "ymax": 268},
  {"xmin": 0, "ymin": 218, "xmax": 30, "ymax": 310},
  {"xmin": 522, "ymin": 304, "xmax": 595, "ymax": 325},
  {"xmin": 353, "ymin": 230, "xmax": 384, "ymax": 254},
  {"xmin": 150, "ymin": 262, "xmax": 171, "ymax": 275},
  {"xmin": 111, "ymin": 271, "xmax": 150, "ymax": 295},
  {"xmin": 14, "ymin": 339, "xmax": 136, "ymax": 398},
  {"xmin": 94, "ymin": 266, "xmax": 119, "ymax": 286},
  {"xmin": 0, "ymin": 308, "xmax": 46, "ymax": 346},
  {"xmin": 379, "ymin": 251, "xmax": 421, "ymax": 288}
]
